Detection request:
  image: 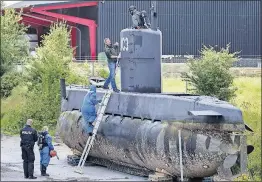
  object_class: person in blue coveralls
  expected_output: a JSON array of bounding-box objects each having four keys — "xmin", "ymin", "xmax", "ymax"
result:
[
  {"xmin": 81, "ymin": 85, "xmax": 101, "ymax": 136},
  {"xmin": 38, "ymin": 126, "xmax": 54, "ymax": 176}
]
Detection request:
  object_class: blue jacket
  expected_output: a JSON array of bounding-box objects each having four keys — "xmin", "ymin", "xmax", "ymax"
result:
[
  {"xmin": 81, "ymin": 85, "xmax": 100, "ymax": 122},
  {"xmin": 43, "ymin": 131, "xmax": 54, "ymax": 151},
  {"xmin": 40, "ymin": 131, "xmax": 54, "ymax": 167}
]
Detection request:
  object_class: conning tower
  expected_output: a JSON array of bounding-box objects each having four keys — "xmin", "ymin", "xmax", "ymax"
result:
[{"xmin": 119, "ymin": 1, "xmax": 162, "ymax": 93}]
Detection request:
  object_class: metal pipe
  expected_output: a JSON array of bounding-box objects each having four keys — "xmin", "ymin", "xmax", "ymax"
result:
[
  {"xmin": 150, "ymin": 1, "xmax": 157, "ymax": 30},
  {"xmin": 178, "ymin": 129, "xmax": 184, "ymax": 181},
  {"xmin": 21, "ymin": 13, "xmax": 82, "ymax": 57},
  {"xmin": 60, "ymin": 78, "xmax": 67, "ymax": 100},
  {"xmin": 75, "ymin": 26, "xmax": 81, "ymax": 59}
]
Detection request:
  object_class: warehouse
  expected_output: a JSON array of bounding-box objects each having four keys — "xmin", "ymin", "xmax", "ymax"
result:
[{"xmin": 7, "ymin": 0, "xmax": 261, "ymax": 59}]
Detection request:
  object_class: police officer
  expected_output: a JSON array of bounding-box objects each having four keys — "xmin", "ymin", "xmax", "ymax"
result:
[
  {"xmin": 20, "ymin": 119, "xmax": 38, "ymax": 179},
  {"xmin": 103, "ymin": 38, "xmax": 120, "ymax": 93}
]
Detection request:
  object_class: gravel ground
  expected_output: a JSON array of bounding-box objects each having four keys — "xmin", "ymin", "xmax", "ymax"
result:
[{"xmin": 1, "ymin": 135, "xmax": 147, "ymax": 181}]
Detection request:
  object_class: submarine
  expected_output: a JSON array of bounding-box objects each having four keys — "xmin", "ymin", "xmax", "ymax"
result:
[{"xmin": 56, "ymin": 2, "xmax": 254, "ymax": 181}]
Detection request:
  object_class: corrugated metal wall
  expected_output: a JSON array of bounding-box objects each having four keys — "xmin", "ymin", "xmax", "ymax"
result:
[
  {"xmin": 97, "ymin": 0, "xmax": 261, "ymax": 57},
  {"xmin": 97, "ymin": 0, "xmax": 151, "ymax": 53}
]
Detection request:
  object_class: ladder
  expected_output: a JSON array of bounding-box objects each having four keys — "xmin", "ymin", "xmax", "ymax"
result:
[{"xmin": 74, "ymin": 90, "xmax": 112, "ymax": 174}]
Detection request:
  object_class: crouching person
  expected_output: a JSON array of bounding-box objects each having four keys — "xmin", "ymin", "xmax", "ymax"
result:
[
  {"xmin": 38, "ymin": 126, "xmax": 54, "ymax": 176},
  {"xmin": 81, "ymin": 85, "xmax": 101, "ymax": 136}
]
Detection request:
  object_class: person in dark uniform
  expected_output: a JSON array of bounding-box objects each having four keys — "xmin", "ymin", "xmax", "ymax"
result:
[
  {"xmin": 103, "ymin": 38, "xmax": 120, "ymax": 93},
  {"xmin": 128, "ymin": 5, "xmax": 150, "ymax": 29},
  {"xmin": 128, "ymin": 5, "xmax": 142, "ymax": 29},
  {"xmin": 20, "ymin": 119, "xmax": 38, "ymax": 179}
]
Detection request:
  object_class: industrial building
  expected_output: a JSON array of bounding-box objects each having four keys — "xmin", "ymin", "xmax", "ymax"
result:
[{"xmin": 7, "ymin": 0, "xmax": 261, "ymax": 60}]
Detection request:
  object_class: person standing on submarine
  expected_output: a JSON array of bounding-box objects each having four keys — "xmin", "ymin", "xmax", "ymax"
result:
[
  {"xmin": 81, "ymin": 85, "xmax": 101, "ymax": 136},
  {"xmin": 103, "ymin": 38, "xmax": 120, "ymax": 93}
]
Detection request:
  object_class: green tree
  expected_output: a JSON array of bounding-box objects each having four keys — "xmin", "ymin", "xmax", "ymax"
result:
[
  {"xmin": 0, "ymin": 8, "xmax": 29, "ymax": 76},
  {"xmin": 22, "ymin": 22, "xmax": 73, "ymax": 130},
  {"xmin": 182, "ymin": 45, "xmax": 238, "ymax": 101},
  {"xmin": 1, "ymin": 21, "xmax": 90, "ymax": 133}
]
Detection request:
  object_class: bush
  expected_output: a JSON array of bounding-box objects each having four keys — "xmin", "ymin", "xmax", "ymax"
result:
[
  {"xmin": 182, "ymin": 45, "xmax": 238, "ymax": 101},
  {"xmin": 1, "ymin": 22, "xmax": 74, "ymax": 134},
  {"xmin": 1, "ymin": 71, "xmax": 22, "ymax": 98},
  {"xmin": 67, "ymin": 71, "xmax": 89, "ymax": 86},
  {"xmin": 98, "ymin": 67, "xmax": 109, "ymax": 79},
  {"xmin": 1, "ymin": 85, "xmax": 28, "ymax": 134},
  {"xmin": 23, "ymin": 22, "xmax": 73, "ymax": 131}
]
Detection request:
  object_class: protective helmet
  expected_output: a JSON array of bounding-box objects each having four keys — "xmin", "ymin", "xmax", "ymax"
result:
[
  {"xmin": 50, "ymin": 150, "xmax": 57, "ymax": 157},
  {"xmin": 128, "ymin": 5, "xmax": 136, "ymax": 14}
]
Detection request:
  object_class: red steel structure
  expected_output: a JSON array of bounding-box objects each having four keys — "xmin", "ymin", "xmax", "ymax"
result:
[{"xmin": 10, "ymin": 1, "xmax": 98, "ymax": 60}]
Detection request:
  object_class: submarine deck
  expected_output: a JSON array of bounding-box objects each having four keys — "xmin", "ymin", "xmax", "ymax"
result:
[{"xmin": 61, "ymin": 86, "xmax": 244, "ymax": 127}]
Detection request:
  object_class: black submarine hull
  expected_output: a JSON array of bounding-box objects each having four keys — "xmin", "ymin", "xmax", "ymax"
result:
[{"xmin": 57, "ymin": 110, "xmax": 242, "ymax": 178}]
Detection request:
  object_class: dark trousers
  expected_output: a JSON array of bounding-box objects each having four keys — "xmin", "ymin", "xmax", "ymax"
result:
[{"xmin": 21, "ymin": 145, "xmax": 35, "ymax": 177}]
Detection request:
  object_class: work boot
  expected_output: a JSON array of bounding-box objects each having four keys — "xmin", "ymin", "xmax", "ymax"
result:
[
  {"xmin": 28, "ymin": 162, "xmax": 37, "ymax": 179},
  {"xmin": 113, "ymin": 89, "xmax": 120, "ymax": 93},
  {"xmin": 41, "ymin": 165, "xmax": 49, "ymax": 176},
  {"xmin": 28, "ymin": 176, "xmax": 37, "ymax": 179},
  {"xmin": 103, "ymin": 86, "xmax": 109, "ymax": 90},
  {"xmin": 23, "ymin": 161, "xmax": 29, "ymax": 178}
]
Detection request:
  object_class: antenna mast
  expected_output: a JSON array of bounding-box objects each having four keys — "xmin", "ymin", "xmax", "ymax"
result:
[{"xmin": 150, "ymin": 1, "xmax": 158, "ymax": 30}]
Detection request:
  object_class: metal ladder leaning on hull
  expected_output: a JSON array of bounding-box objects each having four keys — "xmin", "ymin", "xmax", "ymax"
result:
[{"xmin": 74, "ymin": 90, "xmax": 112, "ymax": 174}]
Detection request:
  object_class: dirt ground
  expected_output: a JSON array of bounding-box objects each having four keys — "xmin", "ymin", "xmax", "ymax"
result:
[{"xmin": 1, "ymin": 135, "xmax": 147, "ymax": 181}]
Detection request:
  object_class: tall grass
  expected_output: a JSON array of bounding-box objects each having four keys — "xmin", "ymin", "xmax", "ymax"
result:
[{"xmin": 233, "ymin": 77, "xmax": 261, "ymax": 181}]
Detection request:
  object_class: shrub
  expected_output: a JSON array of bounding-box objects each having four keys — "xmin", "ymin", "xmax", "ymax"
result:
[
  {"xmin": 1, "ymin": 85, "xmax": 28, "ymax": 134},
  {"xmin": 98, "ymin": 67, "xmax": 109, "ymax": 79},
  {"xmin": 67, "ymin": 71, "xmax": 89, "ymax": 86},
  {"xmin": 1, "ymin": 71, "xmax": 22, "ymax": 98},
  {"xmin": 2, "ymin": 22, "xmax": 74, "ymax": 133},
  {"xmin": 182, "ymin": 45, "xmax": 238, "ymax": 101}
]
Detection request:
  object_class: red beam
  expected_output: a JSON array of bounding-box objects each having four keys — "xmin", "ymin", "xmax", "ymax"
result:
[
  {"xmin": 30, "ymin": 1, "xmax": 98, "ymax": 11},
  {"xmin": 30, "ymin": 9, "xmax": 97, "ymax": 59},
  {"xmin": 30, "ymin": 9, "xmax": 96, "ymax": 27},
  {"xmin": 29, "ymin": 13, "xmax": 80, "ymax": 27},
  {"xmin": 21, "ymin": 21, "xmax": 41, "ymax": 28},
  {"xmin": 22, "ymin": 16, "xmax": 52, "ymax": 26},
  {"xmin": 71, "ymin": 23, "xmax": 77, "ymax": 56},
  {"xmin": 27, "ymin": 13, "xmax": 60, "ymax": 23},
  {"xmin": 22, "ymin": 14, "xmax": 80, "ymax": 58}
]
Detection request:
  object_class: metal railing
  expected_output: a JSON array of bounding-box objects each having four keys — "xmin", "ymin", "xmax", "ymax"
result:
[{"xmin": 73, "ymin": 55, "xmax": 262, "ymax": 68}]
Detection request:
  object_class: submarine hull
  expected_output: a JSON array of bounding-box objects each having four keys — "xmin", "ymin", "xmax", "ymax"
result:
[{"xmin": 57, "ymin": 110, "xmax": 242, "ymax": 178}]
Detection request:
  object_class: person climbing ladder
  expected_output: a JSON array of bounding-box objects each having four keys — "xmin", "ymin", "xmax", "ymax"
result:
[{"xmin": 81, "ymin": 85, "xmax": 101, "ymax": 136}]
